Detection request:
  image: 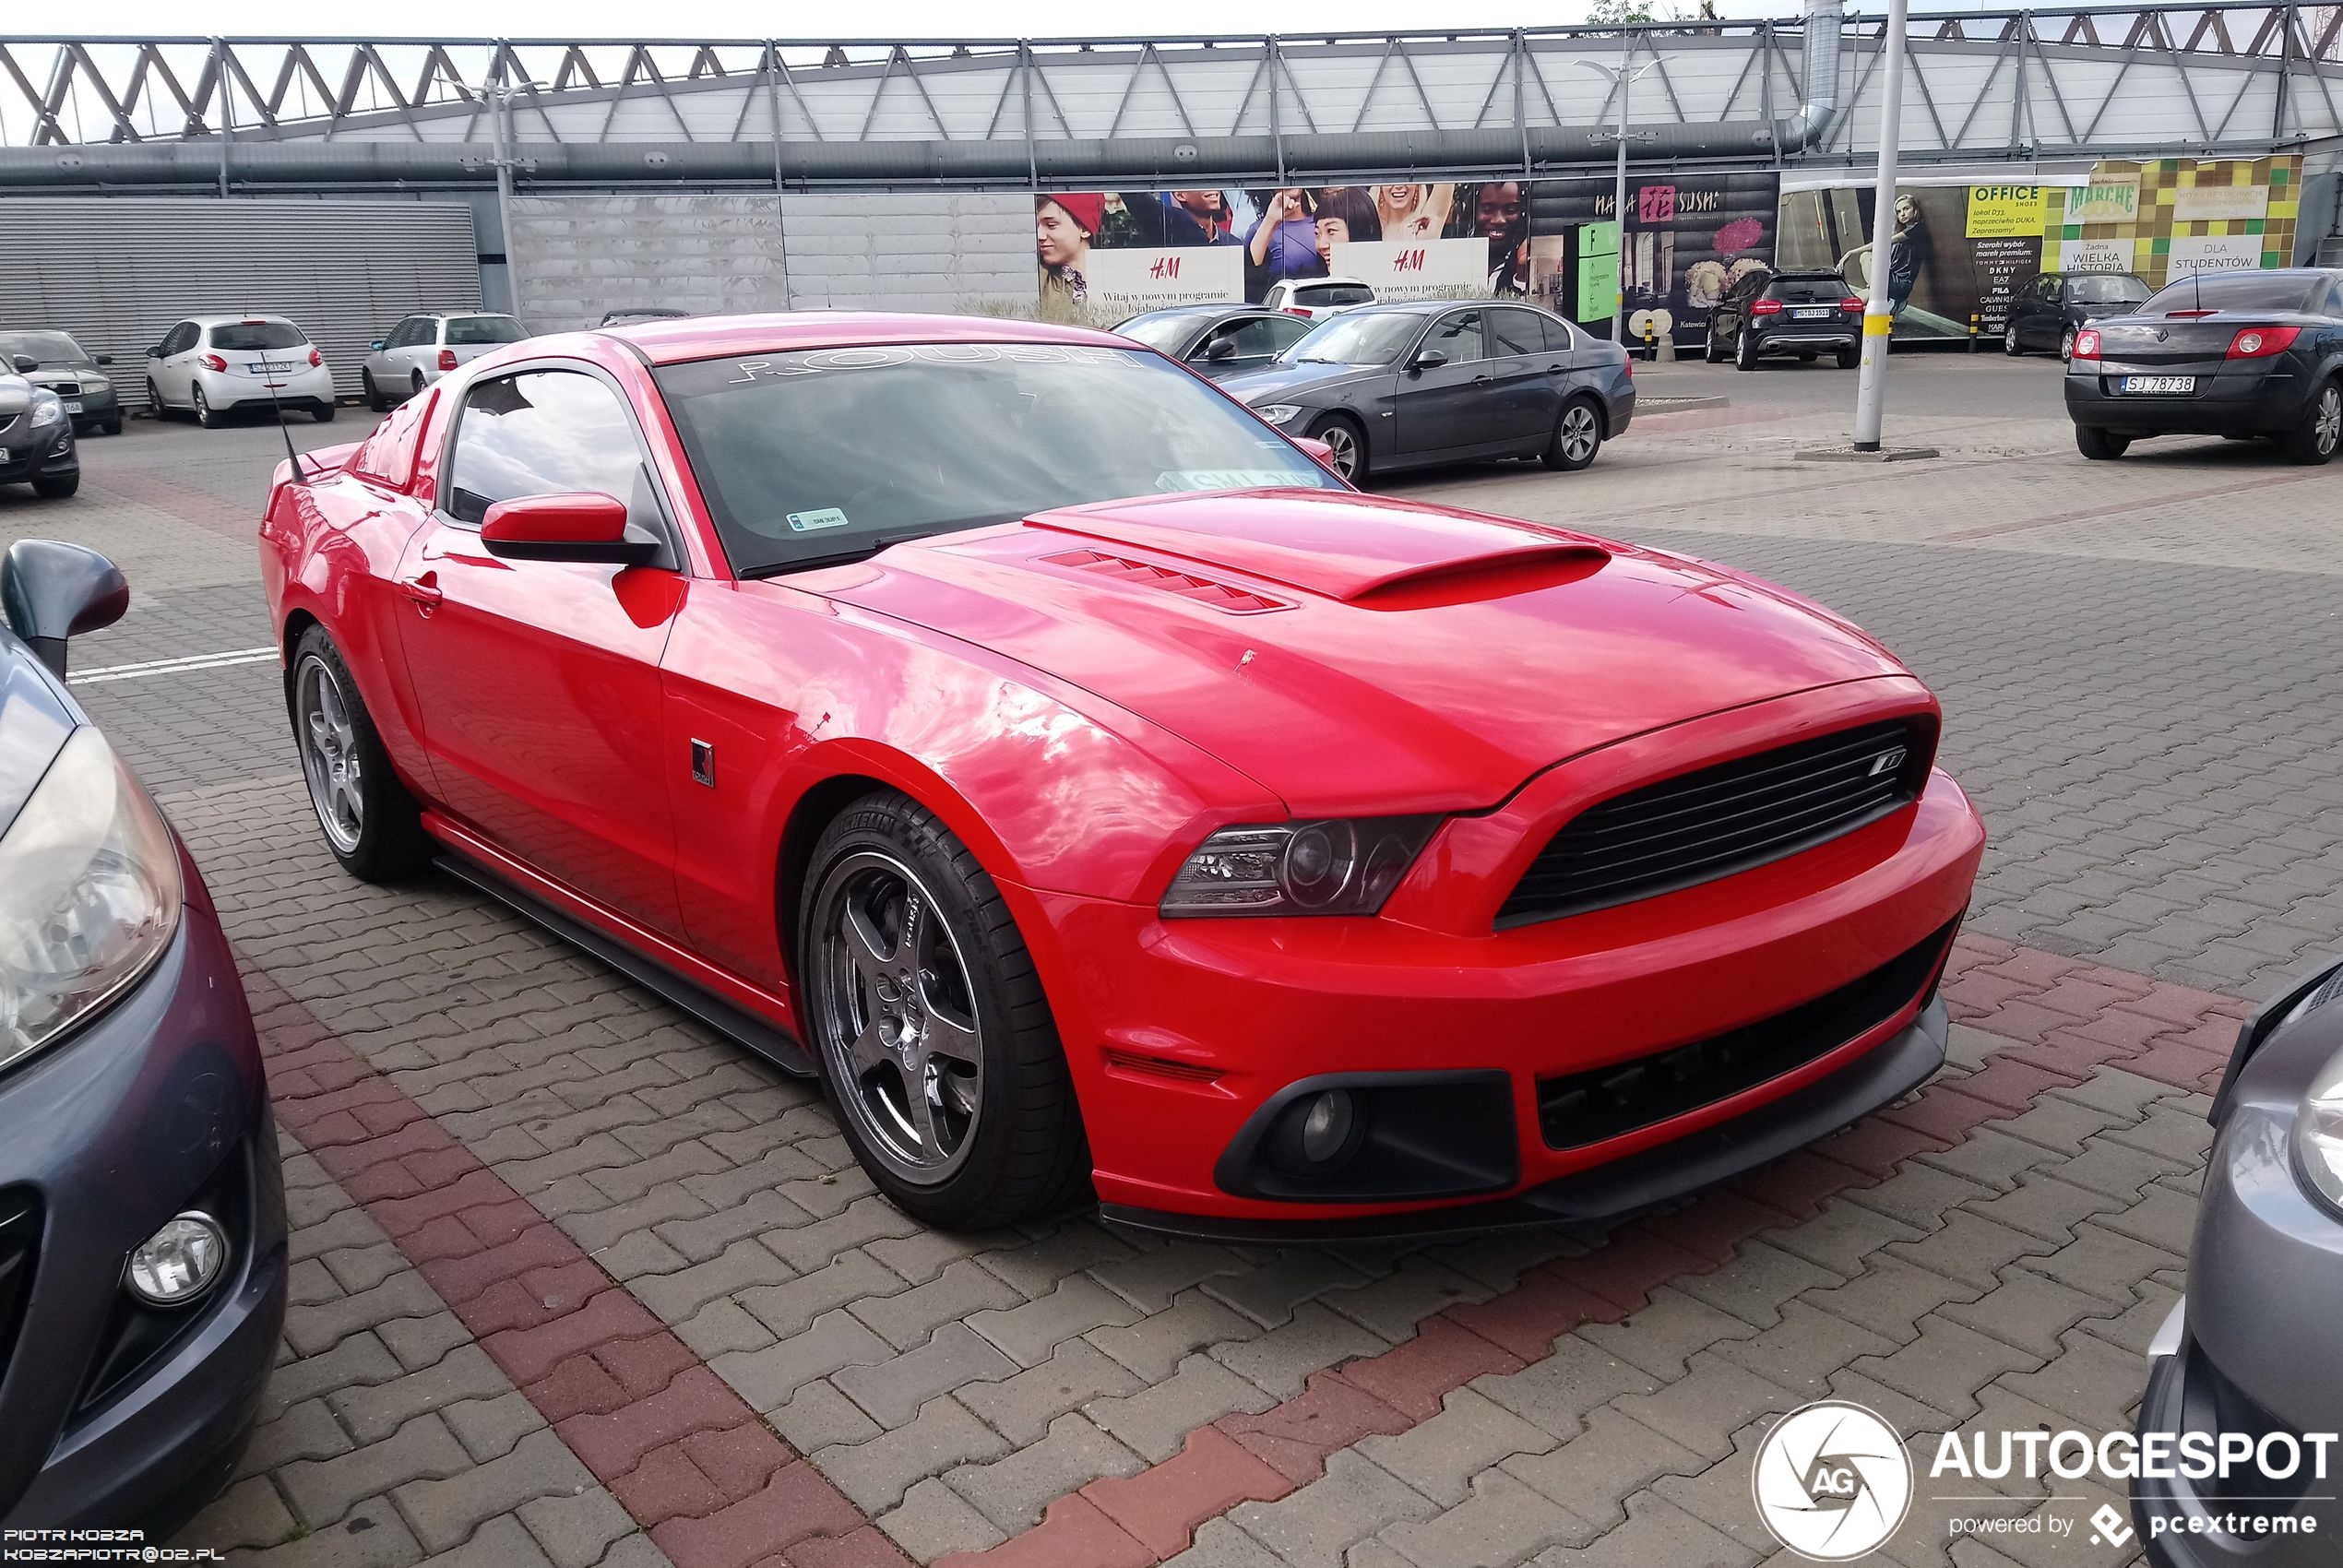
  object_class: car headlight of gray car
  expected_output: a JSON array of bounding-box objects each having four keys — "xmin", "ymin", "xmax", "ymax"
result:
[
  {"xmin": 0, "ymin": 725, "xmax": 184, "ymax": 1072},
  {"xmin": 27, "ymin": 389, "xmax": 67, "ymax": 430},
  {"xmin": 2288, "ymin": 969, "xmax": 2343, "ymax": 1216},
  {"xmin": 1252, "ymin": 403, "xmax": 1303, "ymax": 427}
]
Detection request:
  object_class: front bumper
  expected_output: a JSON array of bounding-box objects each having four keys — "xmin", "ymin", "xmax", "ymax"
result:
[
  {"xmin": 1024, "ymin": 680, "xmax": 1985, "ymax": 1233},
  {"xmin": 0, "ymin": 413, "xmax": 77, "ymax": 485},
  {"xmin": 0, "ymin": 865, "xmax": 287, "ymax": 1534},
  {"xmin": 2065, "ymin": 362, "xmax": 2310, "ymax": 436},
  {"xmin": 2130, "ymin": 966, "xmax": 2343, "ymax": 1564}
]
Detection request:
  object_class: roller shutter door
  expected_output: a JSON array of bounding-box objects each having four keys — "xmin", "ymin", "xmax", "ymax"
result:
[{"xmin": 0, "ymin": 196, "xmax": 480, "ymax": 410}]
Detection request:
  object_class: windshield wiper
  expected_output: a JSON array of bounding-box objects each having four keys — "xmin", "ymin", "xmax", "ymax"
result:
[{"xmin": 737, "ymin": 530, "xmax": 943, "ymax": 580}]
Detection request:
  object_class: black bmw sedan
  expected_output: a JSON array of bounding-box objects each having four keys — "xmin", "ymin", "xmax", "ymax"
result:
[
  {"xmin": 2066, "ymin": 267, "xmax": 2343, "ymax": 463},
  {"xmin": 1218, "ymin": 300, "xmax": 1634, "ymax": 483},
  {"xmin": 1112, "ymin": 304, "xmax": 1314, "ymax": 381},
  {"xmin": 0, "ymin": 540, "xmax": 285, "ymax": 1533}
]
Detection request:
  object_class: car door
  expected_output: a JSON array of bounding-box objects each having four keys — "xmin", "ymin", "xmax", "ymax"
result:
[
  {"xmin": 2017, "ymin": 277, "xmax": 2059, "ymax": 348},
  {"xmin": 1396, "ymin": 309, "xmax": 1498, "ymax": 458},
  {"xmin": 393, "ymin": 363, "xmax": 689, "ymax": 934},
  {"xmin": 1192, "ymin": 315, "xmax": 1309, "ymax": 378},
  {"xmin": 375, "ymin": 317, "xmax": 416, "ymax": 381},
  {"xmin": 1485, "ymin": 307, "xmax": 1564, "ymax": 450},
  {"xmin": 154, "ymin": 321, "xmax": 196, "ymax": 406}
]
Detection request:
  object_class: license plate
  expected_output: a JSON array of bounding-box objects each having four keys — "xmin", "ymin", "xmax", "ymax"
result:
[
  {"xmin": 256, "ymin": 361, "xmax": 297, "ymax": 375},
  {"xmin": 0, "ymin": 448, "xmax": 8, "ymax": 463},
  {"xmin": 2121, "ymin": 374, "xmax": 2195, "ymax": 394},
  {"xmin": 1791, "ymin": 308, "xmax": 1832, "ymax": 320},
  {"xmin": 63, "ymin": 399, "xmax": 81, "ymax": 413}
]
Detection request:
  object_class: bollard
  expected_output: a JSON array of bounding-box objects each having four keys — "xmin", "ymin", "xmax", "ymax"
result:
[
  {"xmin": 1968, "ymin": 313, "xmax": 1980, "ymax": 353},
  {"xmin": 1657, "ymin": 332, "xmax": 1676, "ymax": 364},
  {"xmin": 1641, "ymin": 321, "xmax": 1657, "ymax": 362}
]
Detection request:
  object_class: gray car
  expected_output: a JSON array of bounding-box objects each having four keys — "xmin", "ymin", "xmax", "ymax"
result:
[
  {"xmin": 0, "ymin": 540, "xmax": 286, "ymax": 1532},
  {"xmin": 2132, "ymin": 958, "xmax": 2343, "ymax": 1562},
  {"xmin": 0, "ymin": 332, "xmax": 121, "ymax": 436},
  {"xmin": 1217, "ymin": 300, "xmax": 1635, "ymax": 484},
  {"xmin": 1112, "ymin": 304, "xmax": 1314, "ymax": 381}
]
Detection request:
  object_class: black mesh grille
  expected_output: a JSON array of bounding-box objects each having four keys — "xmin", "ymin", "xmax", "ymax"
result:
[
  {"xmin": 1498, "ymin": 719, "xmax": 1929, "ymax": 928},
  {"xmin": 1536, "ymin": 920, "xmax": 1956, "ymax": 1149},
  {"xmin": 0, "ymin": 1194, "xmax": 40, "ymax": 1390}
]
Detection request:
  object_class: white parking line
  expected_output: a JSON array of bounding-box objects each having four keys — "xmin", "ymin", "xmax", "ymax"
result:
[{"xmin": 70, "ymin": 647, "xmax": 279, "ymax": 684}]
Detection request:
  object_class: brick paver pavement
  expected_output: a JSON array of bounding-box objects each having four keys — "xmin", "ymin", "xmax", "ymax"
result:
[{"xmin": 1, "ymin": 356, "xmax": 2331, "ymax": 1567}]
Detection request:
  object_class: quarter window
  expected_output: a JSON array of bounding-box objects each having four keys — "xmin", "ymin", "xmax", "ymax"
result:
[{"xmin": 445, "ymin": 369, "xmax": 656, "ymax": 529}]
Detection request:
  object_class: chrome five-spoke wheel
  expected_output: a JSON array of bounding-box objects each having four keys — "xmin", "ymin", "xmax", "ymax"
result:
[
  {"xmin": 810, "ymin": 850, "xmax": 986, "ymax": 1184},
  {"xmin": 296, "ymin": 655, "xmax": 364, "ymax": 855}
]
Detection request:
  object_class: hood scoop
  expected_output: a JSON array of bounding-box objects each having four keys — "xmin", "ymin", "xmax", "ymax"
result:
[
  {"xmin": 1039, "ymin": 549, "xmax": 1292, "ymax": 614},
  {"xmin": 1028, "ymin": 490, "xmax": 1609, "ymax": 606}
]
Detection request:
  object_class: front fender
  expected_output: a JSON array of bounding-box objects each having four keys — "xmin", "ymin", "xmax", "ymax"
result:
[{"xmin": 660, "ymin": 580, "xmax": 1280, "ymax": 996}]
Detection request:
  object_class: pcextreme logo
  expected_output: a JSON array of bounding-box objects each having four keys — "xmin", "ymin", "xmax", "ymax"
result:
[{"xmin": 1752, "ymin": 1401, "xmax": 1915, "ymax": 1561}]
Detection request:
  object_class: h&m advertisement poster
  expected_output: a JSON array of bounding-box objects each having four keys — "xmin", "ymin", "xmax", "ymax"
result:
[{"xmin": 1031, "ymin": 177, "xmax": 1778, "ymax": 342}]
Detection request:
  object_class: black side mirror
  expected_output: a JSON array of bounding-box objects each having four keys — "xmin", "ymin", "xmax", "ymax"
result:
[
  {"xmin": 95, "ymin": 354, "xmax": 113, "ymax": 366},
  {"xmin": 1410, "ymin": 349, "xmax": 1449, "ymax": 372},
  {"xmin": 146, "ymin": 346, "xmax": 164, "ymax": 359},
  {"xmin": 9, "ymin": 354, "xmax": 33, "ymax": 374},
  {"xmin": 2, "ymin": 540, "xmax": 130, "ymax": 678},
  {"xmin": 1205, "ymin": 337, "xmax": 1238, "ymax": 362}
]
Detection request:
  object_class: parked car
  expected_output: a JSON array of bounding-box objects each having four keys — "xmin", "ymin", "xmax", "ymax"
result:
[
  {"xmin": 1219, "ymin": 300, "xmax": 1633, "ymax": 482},
  {"xmin": 0, "ymin": 539, "xmax": 286, "ymax": 1531},
  {"xmin": 2133, "ymin": 956, "xmax": 2343, "ymax": 1561},
  {"xmin": 2003, "ymin": 270, "xmax": 2151, "ymax": 360},
  {"xmin": 261, "ymin": 311, "xmax": 1980, "ymax": 1240},
  {"xmin": 598, "ymin": 308, "xmax": 692, "ymax": 327},
  {"xmin": 361, "ymin": 312, "xmax": 529, "ymax": 410},
  {"xmin": 0, "ymin": 374, "xmax": 78, "ymax": 499},
  {"xmin": 144, "ymin": 315, "xmax": 336, "ymax": 428},
  {"xmin": 0, "ymin": 331, "xmax": 121, "ymax": 436},
  {"xmin": 1263, "ymin": 277, "xmax": 1375, "ymax": 321},
  {"xmin": 1112, "ymin": 305, "xmax": 1314, "ymax": 380},
  {"xmin": 2066, "ymin": 267, "xmax": 2343, "ymax": 463},
  {"xmin": 1711, "ymin": 269, "xmax": 1863, "ymax": 370}
]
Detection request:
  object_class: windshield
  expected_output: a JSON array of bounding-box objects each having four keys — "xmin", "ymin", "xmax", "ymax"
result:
[
  {"xmin": 209, "ymin": 322, "xmax": 306, "ymax": 350},
  {"xmin": 655, "ymin": 342, "xmax": 1342, "ymax": 576},
  {"xmin": 0, "ymin": 331, "xmax": 89, "ymax": 364},
  {"xmin": 1113, "ymin": 315, "xmax": 1196, "ymax": 351},
  {"xmin": 2143, "ymin": 274, "xmax": 2321, "ymax": 315},
  {"xmin": 446, "ymin": 315, "xmax": 529, "ymax": 346},
  {"xmin": 2066, "ymin": 275, "xmax": 2149, "ymax": 305},
  {"xmin": 1283, "ymin": 313, "xmax": 1422, "ymax": 366}
]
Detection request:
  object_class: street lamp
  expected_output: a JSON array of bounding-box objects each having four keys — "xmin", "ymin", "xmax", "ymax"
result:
[
  {"xmin": 1851, "ymin": 0, "xmax": 1911, "ymax": 450},
  {"xmin": 1579, "ymin": 56, "xmax": 1660, "ymax": 348},
  {"xmin": 482, "ymin": 78, "xmax": 546, "ymax": 319}
]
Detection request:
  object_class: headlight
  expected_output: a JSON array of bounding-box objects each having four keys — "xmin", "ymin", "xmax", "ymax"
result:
[
  {"xmin": 0, "ymin": 726, "xmax": 184, "ymax": 1072},
  {"xmin": 1252, "ymin": 403, "xmax": 1303, "ymax": 427},
  {"xmin": 1160, "ymin": 816, "xmax": 1441, "ymax": 917},
  {"xmin": 27, "ymin": 392, "xmax": 65, "ymax": 429},
  {"xmin": 80, "ymin": 374, "xmax": 110, "ymax": 392},
  {"xmin": 2289, "ymin": 975, "xmax": 2343, "ymax": 1213}
]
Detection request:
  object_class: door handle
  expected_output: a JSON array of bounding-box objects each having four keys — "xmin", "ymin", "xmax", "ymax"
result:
[
  {"xmin": 399, "ymin": 573, "xmax": 443, "ymax": 612},
  {"xmin": 1546, "ymin": 364, "xmax": 1565, "ymax": 374},
  {"xmin": 1472, "ymin": 374, "xmax": 1493, "ymax": 385}
]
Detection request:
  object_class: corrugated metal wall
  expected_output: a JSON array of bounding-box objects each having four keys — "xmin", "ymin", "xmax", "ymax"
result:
[
  {"xmin": 510, "ymin": 193, "xmax": 1030, "ymax": 331},
  {"xmin": 0, "ymin": 196, "xmax": 480, "ymax": 409}
]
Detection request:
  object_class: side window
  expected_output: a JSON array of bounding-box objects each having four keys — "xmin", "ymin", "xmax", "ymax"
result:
[
  {"xmin": 164, "ymin": 323, "xmax": 196, "ymax": 355},
  {"xmin": 445, "ymin": 370, "xmax": 658, "ymax": 529},
  {"xmin": 398, "ymin": 319, "xmax": 433, "ymax": 349},
  {"xmin": 1423, "ymin": 310, "xmax": 1485, "ymax": 363},
  {"xmin": 1488, "ymin": 308, "xmax": 1545, "ymax": 357},
  {"xmin": 1227, "ymin": 316, "xmax": 1302, "ymax": 360},
  {"xmin": 1262, "ymin": 315, "xmax": 1313, "ymax": 357},
  {"xmin": 2037, "ymin": 277, "xmax": 2062, "ymax": 303}
]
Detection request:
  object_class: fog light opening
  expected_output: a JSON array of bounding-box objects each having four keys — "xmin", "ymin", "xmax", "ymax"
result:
[
  {"xmin": 1269, "ymin": 1087, "xmax": 1367, "ymax": 1180},
  {"xmin": 126, "ymin": 1212, "xmax": 229, "ymax": 1306},
  {"xmin": 1301, "ymin": 1089, "xmax": 1354, "ymax": 1163}
]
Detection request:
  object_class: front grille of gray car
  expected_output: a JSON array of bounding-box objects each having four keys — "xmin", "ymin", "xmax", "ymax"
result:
[{"xmin": 0, "ymin": 1196, "xmax": 39, "ymax": 1384}]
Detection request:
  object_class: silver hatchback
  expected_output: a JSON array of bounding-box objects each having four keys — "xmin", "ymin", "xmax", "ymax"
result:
[{"xmin": 360, "ymin": 312, "xmax": 529, "ymax": 410}]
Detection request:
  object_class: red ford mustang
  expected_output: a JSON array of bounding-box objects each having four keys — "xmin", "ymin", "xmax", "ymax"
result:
[{"xmin": 258, "ymin": 314, "xmax": 1983, "ymax": 1240}]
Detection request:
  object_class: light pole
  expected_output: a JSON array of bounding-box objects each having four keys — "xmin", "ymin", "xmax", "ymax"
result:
[
  {"xmin": 1850, "ymin": 0, "xmax": 1911, "ymax": 450},
  {"xmin": 483, "ymin": 79, "xmax": 544, "ymax": 319},
  {"xmin": 1580, "ymin": 56, "xmax": 1659, "ymax": 347}
]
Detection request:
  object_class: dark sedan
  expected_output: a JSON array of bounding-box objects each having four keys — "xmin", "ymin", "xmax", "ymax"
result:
[
  {"xmin": 1218, "ymin": 301, "xmax": 1634, "ymax": 483},
  {"xmin": 2003, "ymin": 270, "xmax": 2150, "ymax": 360},
  {"xmin": 0, "ymin": 374, "xmax": 79, "ymax": 500},
  {"xmin": 2067, "ymin": 267, "xmax": 2343, "ymax": 463},
  {"xmin": 1, "ymin": 332, "xmax": 121, "ymax": 437},
  {"xmin": 1112, "ymin": 304, "xmax": 1314, "ymax": 381},
  {"xmin": 0, "ymin": 540, "xmax": 285, "ymax": 1533}
]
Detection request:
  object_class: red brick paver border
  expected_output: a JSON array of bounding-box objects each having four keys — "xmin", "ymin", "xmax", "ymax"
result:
[{"xmin": 245, "ymin": 961, "xmax": 911, "ymax": 1568}]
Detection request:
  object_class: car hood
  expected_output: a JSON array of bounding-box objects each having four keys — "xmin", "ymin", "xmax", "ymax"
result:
[
  {"xmin": 0, "ymin": 375, "xmax": 31, "ymax": 417},
  {"xmin": 1215, "ymin": 361, "xmax": 1388, "ymax": 404},
  {"xmin": 815, "ymin": 490, "xmax": 1911, "ymax": 812}
]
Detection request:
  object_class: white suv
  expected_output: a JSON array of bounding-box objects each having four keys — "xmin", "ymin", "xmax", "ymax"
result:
[
  {"xmin": 144, "ymin": 315, "xmax": 337, "ymax": 427},
  {"xmin": 1263, "ymin": 278, "xmax": 1376, "ymax": 321},
  {"xmin": 362, "ymin": 313, "xmax": 529, "ymax": 410}
]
